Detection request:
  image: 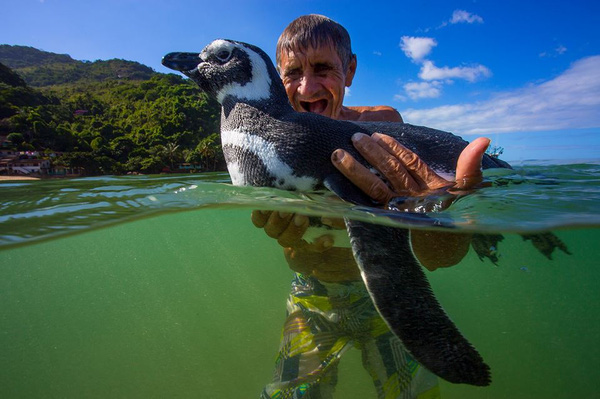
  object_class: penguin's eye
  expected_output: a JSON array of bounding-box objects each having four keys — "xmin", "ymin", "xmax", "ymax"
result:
[{"xmin": 216, "ymin": 50, "xmax": 231, "ymax": 62}]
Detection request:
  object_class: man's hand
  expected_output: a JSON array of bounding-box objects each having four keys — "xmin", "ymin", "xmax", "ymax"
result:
[
  {"xmin": 331, "ymin": 133, "xmax": 491, "ymax": 271},
  {"xmin": 250, "ymin": 210, "xmax": 361, "ymax": 282},
  {"xmin": 250, "ymin": 211, "xmax": 336, "ymax": 251},
  {"xmin": 283, "ymin": 245, "xmax": 360, "ymax": 282},
  {"xmin": 331, "ymin": 133, "xmax": 490, "ymax": 202}
]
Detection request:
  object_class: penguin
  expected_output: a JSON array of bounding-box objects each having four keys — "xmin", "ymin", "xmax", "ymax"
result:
[{"xmin": 161, "ymin": 39, "xmax": 503, "ymax": 386}]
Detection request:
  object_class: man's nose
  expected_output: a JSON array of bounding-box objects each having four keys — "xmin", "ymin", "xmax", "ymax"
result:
[{"xmin": 297, "ymin": 73, "xmax": 320, "ymax": 97}]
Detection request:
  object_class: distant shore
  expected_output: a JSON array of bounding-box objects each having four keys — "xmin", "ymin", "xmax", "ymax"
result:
[{"xmin": 0, "ymin": 176, "xmax": 41, "ymax": 181}]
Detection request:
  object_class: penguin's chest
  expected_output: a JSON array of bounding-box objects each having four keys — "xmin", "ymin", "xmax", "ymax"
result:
[{"xmin": 221, "ymin": 129, "xmax": 319, "ymax": 191}]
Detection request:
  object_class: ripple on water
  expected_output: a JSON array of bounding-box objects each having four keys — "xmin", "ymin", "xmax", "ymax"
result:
[{"xmin": 1, "ymin": 163, "xmax": 599, "ymax": 248}]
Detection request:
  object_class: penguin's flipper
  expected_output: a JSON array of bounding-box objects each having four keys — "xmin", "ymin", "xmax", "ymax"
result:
[
  {"xmin": 323, "ymin": 173, "xmax": 378, "ymax": 207},
  {"xmin": 345, "ymin": 219, "xmax": 491, "ymax": 386},
  {"xmin": 520, "ymin": 232, "xmax": 572, "ymax": 259}
]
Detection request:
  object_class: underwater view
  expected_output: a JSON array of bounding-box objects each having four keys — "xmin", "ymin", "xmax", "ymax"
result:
[{"xmin": 1, "ymin": 161, "xmax": 599, "ymax": 398}]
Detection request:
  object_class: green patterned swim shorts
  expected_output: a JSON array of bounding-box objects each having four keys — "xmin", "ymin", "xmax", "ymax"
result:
[{"xmin": 260, "ymin": 274, "xmax": 440, "ymax": 399}]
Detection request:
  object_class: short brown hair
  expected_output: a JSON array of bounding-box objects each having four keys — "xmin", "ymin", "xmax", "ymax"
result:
[{"xmin": 276, "ymin": 14, "xmax": 356, "ymax": 72}]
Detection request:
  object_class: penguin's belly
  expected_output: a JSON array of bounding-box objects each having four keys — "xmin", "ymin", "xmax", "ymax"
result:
[{"xmin": 221, "ymin": 129, "xmax": 318, "ymax": 190}]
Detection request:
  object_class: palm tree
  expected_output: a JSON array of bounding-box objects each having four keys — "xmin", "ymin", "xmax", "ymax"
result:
[
  {"xmin": 196, "ymin": 133, "xmax": 223, "ymax": 171},
  {"xmin": 160, "ymin": 142, "xmax": 181, "ymax": 170}
]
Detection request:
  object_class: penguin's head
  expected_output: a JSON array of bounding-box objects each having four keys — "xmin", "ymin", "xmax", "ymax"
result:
[{"xmin": 162, "ymin": 39, "xmax": 283, "ymax": 105}]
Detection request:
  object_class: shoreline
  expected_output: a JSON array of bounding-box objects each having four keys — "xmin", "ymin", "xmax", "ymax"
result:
[{"xmin": 0, "ymin": 176, "xmax": 41, "ymax": 181}]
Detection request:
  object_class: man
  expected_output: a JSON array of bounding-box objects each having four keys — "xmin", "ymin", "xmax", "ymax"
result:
[{"xmin": 257, "ymin": 14, "xmax": 488, "ymax": 399}]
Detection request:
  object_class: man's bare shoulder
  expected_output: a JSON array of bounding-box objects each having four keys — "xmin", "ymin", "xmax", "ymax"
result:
[{"xmin": 343, "ymin": 105, "xmax": 403, "ymax": 122}]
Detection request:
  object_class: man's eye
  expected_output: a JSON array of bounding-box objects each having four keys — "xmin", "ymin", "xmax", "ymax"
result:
[
  {"xmin": 285, "ymin": 70, "xmax": 301, "ymax": 79},
  {"xmin": 314, "ymin": 65, "xmax": 332, "ymax": 75}
]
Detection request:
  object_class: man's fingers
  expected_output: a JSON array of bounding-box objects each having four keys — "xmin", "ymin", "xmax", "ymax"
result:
[
  {"xmin": 454, "ymin": 137, "xmax": 489, "ymax": 189},
  {"xmin": 252, "ymin": 210, "xmax": 309, "ymax": 248},
  {"xmin": 321, "ymin": 217, "xmax": 346, "ymax": 230},
  {"xmin": 263, "ymin": 211, "xmax": 294, "ymax": 239},
  {"xmin": 371, "ymin": 133, "xmax": 448, "ymax": 190},
  {"xmin": 331, "ymin": 148, "xmax": 393, "ymax": 204},
  {"xmin": 351, "ymin": 133, "xmax": 421, "ymax": 193},
  {"xmin": 309, "ymin": 234, "xmax": 335, "ymax": 253},
  {"xmin": 331, "ymin": 133, "xmax": 489, "ymax": 205},
  {"xmin": 277, "ymin": 214, "xmax": 310, "ymax": 247},
  {"xmin": 251, "ymin": 210, "xmax": 272, "ymax": 228}
]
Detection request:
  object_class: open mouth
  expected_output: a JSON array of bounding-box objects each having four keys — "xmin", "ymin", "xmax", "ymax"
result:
[{"xmin": 299, "ymin": 99, "xmax": 328, "ymax": 114}]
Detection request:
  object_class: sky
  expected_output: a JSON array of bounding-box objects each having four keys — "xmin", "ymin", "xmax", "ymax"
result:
[{"xmin": 2, "ymin": 0, "xmax": 599, "ymax": 162}]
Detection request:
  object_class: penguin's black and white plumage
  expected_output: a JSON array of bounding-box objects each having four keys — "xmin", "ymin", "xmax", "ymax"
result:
[{"xmin": 162, "ymin": 39, "xmax": 505, "ymax": 386}]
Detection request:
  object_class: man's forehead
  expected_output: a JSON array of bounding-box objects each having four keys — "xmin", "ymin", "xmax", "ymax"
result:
[{"xmin": 281, "ymin": 43, "xmax": 342, "ymax": 67}]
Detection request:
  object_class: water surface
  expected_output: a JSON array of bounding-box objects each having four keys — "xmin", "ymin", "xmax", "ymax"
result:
[{"xmin": 1, "ymin": 162, "xmax": 599, "ymax": 398}]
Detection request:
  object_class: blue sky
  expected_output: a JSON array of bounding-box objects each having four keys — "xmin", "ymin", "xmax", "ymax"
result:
[{"xmin": 2, "ymin": 0, "xmax": 599, "ymax": 162}]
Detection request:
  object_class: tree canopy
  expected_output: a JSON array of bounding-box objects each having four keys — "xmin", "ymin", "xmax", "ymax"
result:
[{"xmin": 0, "ymin": 45, "xmax": 223, "ymax": 175}]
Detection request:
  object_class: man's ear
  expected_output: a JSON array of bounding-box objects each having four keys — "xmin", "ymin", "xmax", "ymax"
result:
[{"xmin": 345, "ymin": 55, "xmax": 357, "ymax": 87}]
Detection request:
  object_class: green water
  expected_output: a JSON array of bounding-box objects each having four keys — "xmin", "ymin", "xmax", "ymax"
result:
[{"xmin": 1, "ymin": 164, "xmax": 599, "ymax": 398}]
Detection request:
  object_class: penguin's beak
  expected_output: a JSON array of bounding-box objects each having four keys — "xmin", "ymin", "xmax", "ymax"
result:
[{"xmin": 162, "ymin": 52, "xmax": 201, "ymax": 72}]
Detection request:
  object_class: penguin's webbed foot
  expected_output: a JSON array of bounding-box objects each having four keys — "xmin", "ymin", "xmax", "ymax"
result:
[
  {"xmin": 521, "ymin": 232, "xmax": 572, "ymax": 260},
  {"xmin": 471, "ymin": 233, "xmax": 505, "ymax": 265}
]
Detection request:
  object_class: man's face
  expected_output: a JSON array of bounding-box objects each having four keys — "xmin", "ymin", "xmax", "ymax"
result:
[{"xmin": 279, "ymin": 43, "xmax": 356, "ymax": 120}]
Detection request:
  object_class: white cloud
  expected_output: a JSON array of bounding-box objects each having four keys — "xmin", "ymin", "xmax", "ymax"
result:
[
  {"xmin": 450, "ymin": 10, "xmax": 484, "ymax": 24},
  {"xmin": 419, "ymin": 60, "xmax": 491, "ymax": 82},
  {"xmin": 401, "ymin": 81, "xmax": 443, "ymax": 100},
  {"xmin": 345, "ymin": 87, "xmax": 351, "ymax": 97},
  {"xmin": 401, "ymin": 56, "xmax": 600, "ymax": 135},
  {"xmin": 540, "ymin": 45, "xmax": 568, "ymax": 58},
  {"xmin": 398, "ymin": 30, "xmax": 490, "ymax": 102},
  {"xmin": 400, "ymin": 36, "xmax": 437, "ymax": 62},
  {"xmin": 556, "ymin": 45, "xmax": 567, "ymax": 55},
  {"xmin": 373, "ymin": 51, "xmax": 382, "ymax": 56}
]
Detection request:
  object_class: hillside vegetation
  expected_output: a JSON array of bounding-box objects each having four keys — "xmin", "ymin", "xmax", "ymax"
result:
[{"xmin": 0, "ymin": 45, "xmax": 223, "ymax": 175}]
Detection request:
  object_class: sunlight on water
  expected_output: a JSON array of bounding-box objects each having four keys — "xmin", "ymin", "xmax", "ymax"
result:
[{"xmin": 0, "ymin": 162, "xmax": 599, "ymax": 398}]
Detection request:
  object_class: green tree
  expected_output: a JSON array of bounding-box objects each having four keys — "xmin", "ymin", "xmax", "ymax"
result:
[
  {"xmin": 0, "ymin": 46, "xmax": 223, "ymax": 176},
  {"xmin": 195, "ymin": 133, "xmax": 224, "ymax": 171},
  {"xmin": 160, "ymin": 142, "xmax": 182, "ymax": 171}
]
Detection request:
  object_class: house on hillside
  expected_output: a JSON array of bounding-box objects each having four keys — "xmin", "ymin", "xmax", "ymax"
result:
[
  {"xmin": 0, "ymin": 157, "xmax": 50, "ymax": 175},
  {"xmin": 0, "ymin": 150, "xmax": 19, "ymax": 158},
  {"xmin": 0, "ymin": 150, "xmax": 85, "ymax": 177}
]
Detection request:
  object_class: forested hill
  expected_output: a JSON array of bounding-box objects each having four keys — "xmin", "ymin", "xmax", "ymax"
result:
[
  {"xmin": 0, "ymin": 45, "xmax": 156, "ymax": 87},
  {"xmin": 0, "ymin": 62, "xmax": 28, "ymax": 87},
  {"xmin": 0, "ymin": 45, "xmax": 76, "ymax": 69},
  {"xmin": 0, "ymin": 45, "xmax": 224, "ymax": 175}
]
